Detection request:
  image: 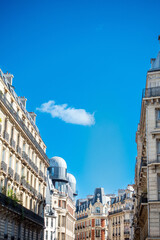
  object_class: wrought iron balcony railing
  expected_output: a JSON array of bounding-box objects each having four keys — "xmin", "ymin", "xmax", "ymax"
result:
[
  {"xmin": 0, "ymin": 93, "xmax": 49, "ymax": 163},
  {"xmin": 0, "ymin": 192, "xmax": 44, "ymax": 226},
  {"xmin": 143, "ymin": 86, "xmax": 160, "ymax": 98},
  {"xmin": 109, "ymin": 209, "xmax": 122, "ymax": 215}
]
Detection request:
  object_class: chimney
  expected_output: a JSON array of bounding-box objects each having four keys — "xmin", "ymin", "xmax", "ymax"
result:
[
  {"xmin": 4, "ymin": 72, "xmax": 14, "ymax": 85},
  {"xmin": 151, "ymin": 58, "xmax": 156, "ymax": 69},
  {"xmin": 19, "ymin": 97, "xmax": 27, "ymax": 108},
  {"xmin": 29, "ymin": 112, "xmax": 37, "ymax": 123}
]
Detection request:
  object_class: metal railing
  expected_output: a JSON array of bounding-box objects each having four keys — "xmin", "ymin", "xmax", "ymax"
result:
[
  {"xmin": 0, "ymin": 192, "xmax": 44, "ymax": 226},
  {"xmin": 143, "ymin": 87, "xmax": 160, "ymax": 98},
  {"xmin": 109, "ymin": 209, "xmax": 122, "ymax": 215},
  {"xmin": 0, "ymin": 93, "xmax": 49, "ymax": 163}
]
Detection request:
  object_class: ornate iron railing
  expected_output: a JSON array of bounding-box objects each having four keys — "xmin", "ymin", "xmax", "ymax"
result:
[
  {"xmin": 0, "ymin": 192, "xmax": 44, "ymax": 226},
  {"xmin": 143, "ymin": 87, "xmax": 160, "ymax": 98}
]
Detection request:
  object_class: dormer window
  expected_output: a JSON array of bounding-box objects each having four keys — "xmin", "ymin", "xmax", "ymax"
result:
[{"xmin": 96, "ymin": 207, "xmax": 100, "ymax": 213}]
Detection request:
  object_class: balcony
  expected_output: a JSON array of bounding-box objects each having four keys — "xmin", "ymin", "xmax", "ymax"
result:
[
  {"xmin": 3, "ymin": 130, "xmax": 9, "ymax": 143},
  {"xmin": 14, "ymin": 173, "xmax": 20, "ymax": 183},
  {"xmin": 139, "ymin": 157, "xmax": 147, "ymax": 179},
  {"xmin": 143, "ymin": 86, "xmax": 160, "ymax": 98},
  {"xmin": 124, "ymin": 231, "xmax": 130, "ymax": 235},
  {"xmin": 1, "ymin": 161, "xmax": 7, "ymax": 172},
  {"xmin": 109, "ymin": 209, "xmax": 122, "ymax": 215},
  {"xmin": 10, "ymin": 138, "xmax": 16, "ymax": 150},
  {"xmin": 8, "ymin": 167, "xmax": 14, "ymax": 178},
  {"xmin": 0, "ymin": 192, "xmax": 44, "ymax": 226},
  {"xmin": 0, "ymin": 94, "xmax": 49, "ymax": 164}
]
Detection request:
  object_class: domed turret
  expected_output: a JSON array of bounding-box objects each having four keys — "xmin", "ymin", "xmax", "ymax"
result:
[
  {"xmin": 48, "ymin": 156, "xmax": 68, "ymax": 182},
  {"xmin": 67, "ymin": 173, "xmax": 76, "ymax": 195}
]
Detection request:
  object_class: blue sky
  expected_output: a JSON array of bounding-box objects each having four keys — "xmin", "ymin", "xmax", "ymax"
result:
[{"xmin": 0, "ymin": 0, "xmax": 160, "ymax": 198}]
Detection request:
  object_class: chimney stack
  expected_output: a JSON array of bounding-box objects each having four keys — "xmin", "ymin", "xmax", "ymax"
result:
[
  {"xmin": 29, "ymin": 112, "xmax": 37, "ymax": 123},
  {"xmin": 19, "ymin": 97, "xmax": 27, "ymax": 108},
  {"xmin": 4, "ymin": 72, "xmax": 14, "ymax": 85}
]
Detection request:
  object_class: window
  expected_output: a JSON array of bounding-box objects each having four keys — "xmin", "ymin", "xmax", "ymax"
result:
[
  {"xmin": 15, "ymin": 161, "xmax": 19, "ymax": 172},
  {"xmin": 62, "ymin": 201, "xmax": 66, "ymax": 209},
  {"xmin": 156, "ymin": 109, "xmax": 160, "ymax": 124},
  {"xmin": 96, "ymin": 230, "xmax": 100, "ymax": 237},
  {"xmin": 39, "ymin": 162, "xmax": 42, "ymax": 171},
  {"xmin": 2, "ymin": 148, "xmax": 5, "ymax": 162},
  {"xmin": 50, "ymin": 231, "xmax": 53, "ymax": 240},
  {"xmin": 157, "ymin": 140, "xmax": 160, "ymax": 162},
  {"xmin": 96, "ymin": 207, "xmax": 100, "ymax": 213},
  {"xmin": 23, "ymin": 142, "xmax": 25, "ymax": 152},
  {"xmin": 95, "ymin": 219, "xmax": 101, "ymax": 226},
  {"xmin": 9, "ymin": 155, "xmax": 12, "ymax": 168},
  {"xmin": 62, "ymin": 233, "xmax": 65, "ymax": 240},
  {"xmin": 45, "ymin": 230, "xmax": 48, "ymax": 240},
  {"xmin": 46, "ymin": 217, "xmax": 48, "ymax": 227},
  {"xmin": 51, "ymin": 218, "xmax": 53, "ymax": 227},
  {"xmin": 62, "ymin": 216, "xmax": 65, "ymax": 227},
  {"xmin": 21, "ymin": 167, "xmax": 24, "ymax": 177},
  {"xmin": 39, "ymin": 183, "xmax": 41, "ymax": 193},
  {"xmin": 158, "ymin": 175, "xmax": 160, "ymax": 200}
]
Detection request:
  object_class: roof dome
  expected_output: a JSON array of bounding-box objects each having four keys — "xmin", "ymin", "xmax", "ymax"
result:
[
  {"xmin": 67, "ymin": 173, "xmax": 76, "ymax": 184},
  {"xmin": 50, "ymin": 156, "xmax": 67, "ymax": 169}
]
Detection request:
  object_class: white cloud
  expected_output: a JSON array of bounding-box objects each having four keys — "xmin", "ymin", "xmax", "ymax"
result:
[{"xmin": 37, "ymin": 100, "xmax": 95, "ymax": 126}]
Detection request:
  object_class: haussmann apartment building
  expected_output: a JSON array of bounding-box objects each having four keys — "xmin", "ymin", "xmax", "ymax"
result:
[
  {"xmin": 0, "ymin": 69, "xmax": 49, "ymax": 239},
  {"xmin": 108, "ymin": 185, "xmax": 134, "ymax": 240},
  {"xmin": 75, "ymin": 188, "xmax": 113, "ymax": 240},
  {"xmin": 134, "ymin": 36, "xmax": 160, "ymax": 240}
]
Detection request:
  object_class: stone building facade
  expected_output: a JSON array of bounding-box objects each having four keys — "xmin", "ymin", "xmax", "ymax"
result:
[
  {"xmin": 75, "ymin": 188, "xmax": 112, "ymax": 240},
  {"xmin": 44, "ymin": 156, "xmax": 77, "ymax": 240},
  {"xmin": 108, "ymin": 185, "xmax": 134, "ymax": 240},
  {"xmin": 0, "ymin": 69, "xmax": 49, "ymax": 239},
  {"xmin": 134, "ymin": 37, "xmax": 160, "ymax": 240}
]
